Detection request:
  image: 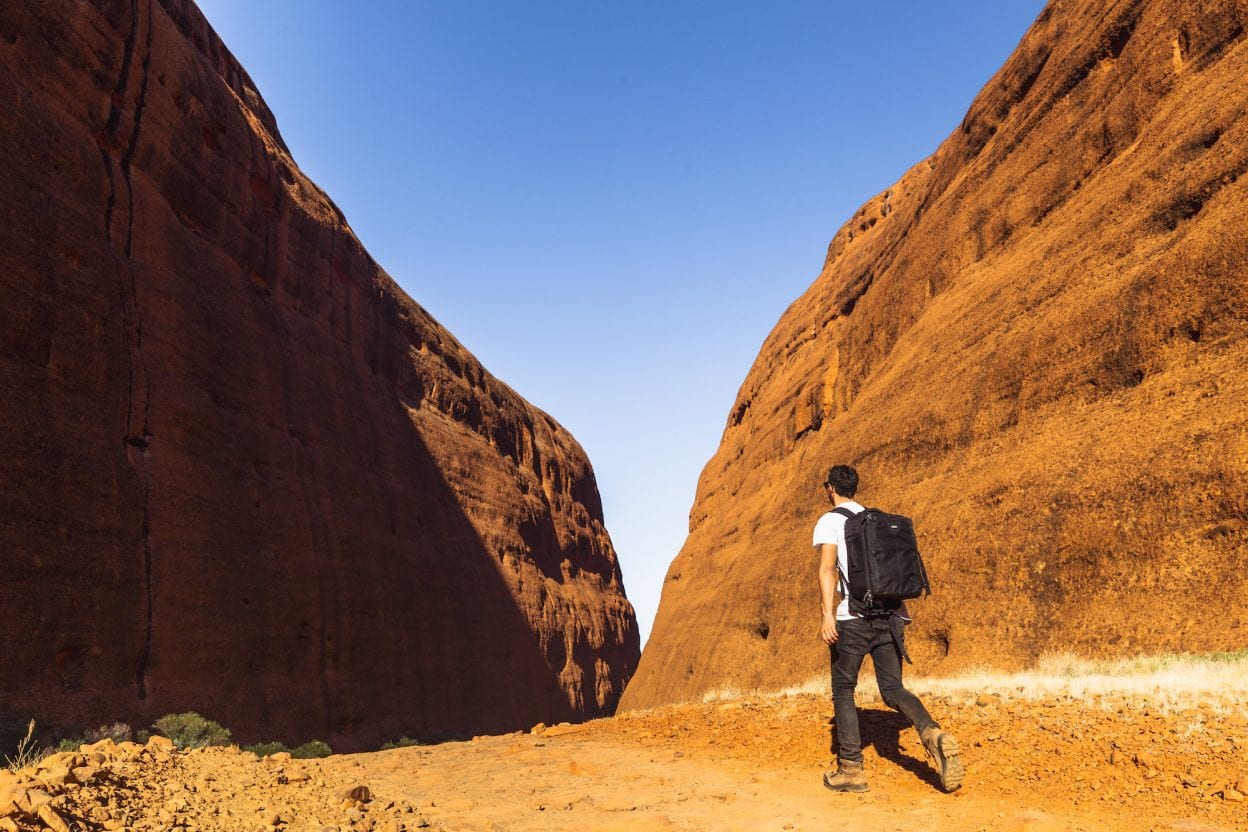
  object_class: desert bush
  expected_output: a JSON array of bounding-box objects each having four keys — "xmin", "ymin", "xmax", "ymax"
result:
[
  {"xmin": 379, "ymin": 737, "xmax": 423, "ymax": 750},
  {"xmin": 290, "ymin": 740, "xmax": 332, "ymax": 759},
  {"xmin": 152, "ymin": 712, "xmax": 232, "ymax": 749},
  {"xmin": 242, "ymin": 741, "xmax": 289, "ymax": 757},
  {"xmin": 85, "ymin": 722, "xmax": 133, "ymax": 743},
  {"xmin": 53, "ymin": 722, "xmax": 134, "ymax": 752}
]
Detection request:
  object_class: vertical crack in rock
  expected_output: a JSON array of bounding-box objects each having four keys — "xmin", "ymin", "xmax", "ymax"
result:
[
  {"xmin": 130, "ymin": 0, "xmax": 155, "ymax": 702},
  {"xmin": 121, "ymin": 1, "xmax": 153, "ymax": 260},
  {"xmin": 100, "ymin": 0, "xmax": 139, "ymax": 242},
  {"xmin": 100, "ymin": 0, "xmax": 157, "ymax": 700}
]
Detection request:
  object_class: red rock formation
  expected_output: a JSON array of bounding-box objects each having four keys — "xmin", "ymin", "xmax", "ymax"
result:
[
  {"xmin": 0, "ymin": 0, "xmax": 637, "ymax": 750},
  {"xmin": 623, "ymin": 0, "xmax": 1248, "ymax": 710}
]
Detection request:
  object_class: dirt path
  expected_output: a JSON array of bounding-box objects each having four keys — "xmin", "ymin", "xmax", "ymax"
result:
[
  {"xmin": 357, "ymin": 730, "xmax": 1114, "ymax": 831},
  {"xmin": 3, "ymin": 692, "xmax": 1245, "ymax": 831},
  {"xmin": 346, "ymin": 691, "xmax": 1246, "ymax": 832}
]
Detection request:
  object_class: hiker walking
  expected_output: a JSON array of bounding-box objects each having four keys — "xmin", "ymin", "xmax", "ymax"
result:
[{"xmin": 814, "ymin": 464, "xmax": 963, "ymax": 793}]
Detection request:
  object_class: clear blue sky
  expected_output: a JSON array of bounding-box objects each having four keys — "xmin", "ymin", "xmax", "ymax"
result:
[{"xmin": 196, "ymin": 0, "xmax": 1047, "ymax": 646}]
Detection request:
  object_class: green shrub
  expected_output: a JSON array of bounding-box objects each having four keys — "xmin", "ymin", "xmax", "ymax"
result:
[
  {"xmin": 152, "ymin": 713, "xmax": 231, "ymax": 749},
  {"xmin": 54, "ymin": 737, "xmax": 85, "ymax": 753},
  {"xmin": 290, "ymin": 740, "xmax": 332, "ymax": 759},
  {"xmin": 242, "ymin": 741, "xmax": 289, "ymax": 757},
  {"xmin": 379, "ymin": 736, "xmax": 423, "ymax": 750}
]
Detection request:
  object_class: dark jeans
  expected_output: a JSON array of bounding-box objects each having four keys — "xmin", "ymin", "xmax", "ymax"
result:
[{"xmin": 830, "ymin": 616, "xmax": 937, "ymax": 763}]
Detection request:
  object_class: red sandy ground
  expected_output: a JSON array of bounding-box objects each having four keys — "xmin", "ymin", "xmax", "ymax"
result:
[{"xmin": 6, "ymin": 690, "xmax": 1246, "ymax": 831}]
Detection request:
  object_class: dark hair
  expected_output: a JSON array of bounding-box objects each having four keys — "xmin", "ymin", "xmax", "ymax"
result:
[{"xmin": 825, "ymin": 465, "xmax": 859, "ymax": 498}]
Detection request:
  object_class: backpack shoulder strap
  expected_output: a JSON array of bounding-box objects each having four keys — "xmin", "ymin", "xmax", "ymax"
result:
[{"xmin": 829, "ymin": 506, "xmax": 856, "ymax": 597}]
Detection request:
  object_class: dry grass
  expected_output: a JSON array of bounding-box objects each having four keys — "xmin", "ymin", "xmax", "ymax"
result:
[
  {"xmin": 907, "ymin": 650, "xmax": 1248, "ymax": 713},
  {"xmin": 4, "ymin": 719, "xmax": 51, "ymax": 773},
  {"xmin": 700, "ymin": 651, "xmax": 1248, "ymax": 713}
]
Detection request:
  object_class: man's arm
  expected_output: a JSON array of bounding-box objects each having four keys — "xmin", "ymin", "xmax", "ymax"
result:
[{"xmin": 818, "ymin": 543, "xmax": 841, "ymax": 644}]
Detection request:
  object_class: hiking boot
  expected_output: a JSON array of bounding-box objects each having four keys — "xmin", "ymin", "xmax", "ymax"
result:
[
  {"xmin": 920, "ymin": 726, "xmax": 964, "ymax": 792},
  {"xmin": 822, "ymin": 759, "xmax": 869, "ymax": 792}
]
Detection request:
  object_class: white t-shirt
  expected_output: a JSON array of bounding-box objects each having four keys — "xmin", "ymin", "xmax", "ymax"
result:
[
  {"xmin": 812, "ymin": 501, "xmax": 910, "ymax": 622},
  {"xmin": 812, "ymin": 501, "xmax": 865, "ymax": 621}
]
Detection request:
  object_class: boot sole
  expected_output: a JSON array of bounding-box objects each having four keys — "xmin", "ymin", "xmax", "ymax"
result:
[{"xmin": 932, "ymin": 733, "xmax": 964, "ymax": 792}]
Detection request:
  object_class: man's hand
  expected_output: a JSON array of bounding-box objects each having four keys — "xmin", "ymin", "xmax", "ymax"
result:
[{"xmin": 820, "ymin": 614, "xmax": 839, "ymax": 645}]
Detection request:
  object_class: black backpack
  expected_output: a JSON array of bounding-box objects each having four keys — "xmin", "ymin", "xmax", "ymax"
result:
[{"xmin": 831, "ymin": 506, "xmax": 931, "ymax": 618}]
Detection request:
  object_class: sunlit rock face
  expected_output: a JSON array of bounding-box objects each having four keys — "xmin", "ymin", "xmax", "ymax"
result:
[
  {"xmin": 623, "ymin": 0, "xmax": 1248, "ymax": 710},
  {"xmin": 0, "ymin": 0, "xmax": 638, "ymax": 751}
]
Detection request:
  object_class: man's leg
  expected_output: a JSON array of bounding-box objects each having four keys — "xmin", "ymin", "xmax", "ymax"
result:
[
  {"xmin": 824, "ymin": 619, "xmax": 871, "ymax": 792},
  {"xmin": 869, "ymin": 629, "xmax": 937, "ymax": 734},
  {"xmin": 830, "ymin": 640, "xmax": 867, "ymax": 762},
  {"xmin": 870, "ymin": 623, "xmax": 963, "ymax": 792}
]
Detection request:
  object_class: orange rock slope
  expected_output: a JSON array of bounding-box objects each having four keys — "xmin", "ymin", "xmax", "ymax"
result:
[
  {"xmin": 0, "ymin": 0, "xmax": 637, "ymax": 750},
  {"xmin": 623, "ymin": 0, "xmax": 1248, "ymax": 710}
]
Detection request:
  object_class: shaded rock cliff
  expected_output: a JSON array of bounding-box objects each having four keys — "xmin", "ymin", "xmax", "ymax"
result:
[
  {"xmin": 623, "ymin": 0, "xmax": 1248, "ymax": 710},
  {"xmin": 0, "ymin": 0, "xmax": 638, "ymax": 750}
]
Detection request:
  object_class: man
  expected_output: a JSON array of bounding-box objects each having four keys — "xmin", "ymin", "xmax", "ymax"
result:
[{"xmin": 814, "ymin": 464, "xmax": 963, "ymax": 793}]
